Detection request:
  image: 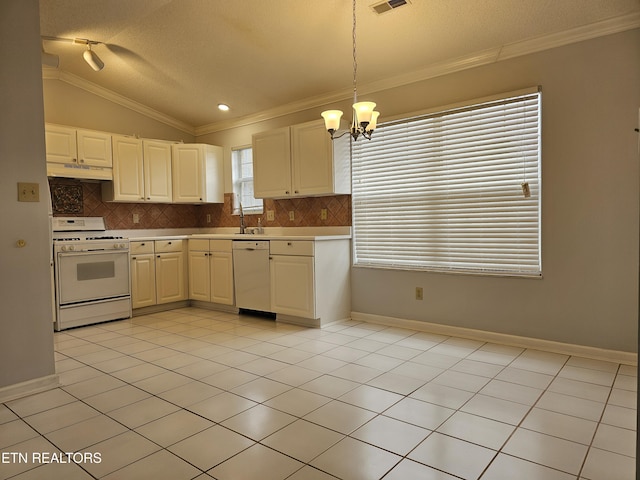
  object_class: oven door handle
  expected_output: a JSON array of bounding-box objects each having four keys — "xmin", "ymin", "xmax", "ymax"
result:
[{"xmin": 57, "ymin": 250, "xmax": 128, "ymax": 258}]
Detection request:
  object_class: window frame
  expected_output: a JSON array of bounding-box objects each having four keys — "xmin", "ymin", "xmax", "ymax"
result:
[
  {"xmin": 351, "ymin": 87, "xmax": 542, "ymax": 277},
  {"xmin": 231, "ymin": 145, "xmax": 263, "ymax": 215}
]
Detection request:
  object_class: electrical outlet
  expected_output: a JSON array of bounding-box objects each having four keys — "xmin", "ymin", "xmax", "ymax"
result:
[
  {"xmin": 267, "ymin": 210, "xmax": 275, "ymax": 221},
  {"xmin": 320, "ymin": 208, "xmax": 328, "ymax": 220},
  {"xmin": 289, "ymin": 211, "xmax": 295, "ymax": 221},
  {"xmin": 415, "ymin": 287, "xmax": 423, "ymax": 300},
  {"xmin": 133, "ymin": 213, "xmax": 140, "ymax": 224},
  {"xmin": 206, "ymin": 214, "xmax": 211, "ymax": 223}
]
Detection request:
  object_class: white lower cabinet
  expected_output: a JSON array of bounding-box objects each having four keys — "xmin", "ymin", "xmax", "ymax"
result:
[
  {"xmin": 131, "ymin": 242, "xmax": 156, "ymax": 309},
  {"xmin": 270, "ymin": 243, "xmax": 315, "ymax": 318},
  {"xmin": 269, "ymin": 239, "xmax": 350, "ymax": 326},
  {"xmin": 131, "ymin": 239, "xmax": 187, "ymax": 309},
  {"xmin": 188, "ymin": 239, "xmax": 234, "ymax": 305}
]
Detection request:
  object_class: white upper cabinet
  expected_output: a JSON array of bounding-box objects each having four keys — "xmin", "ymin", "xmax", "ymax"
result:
[
  {"xmin": 103, "ymin": 136, "xmax": 173, "ymax": 203},
  {"xmin": 105, "ymin": 135, "xmax": 144, "ymax": 202},
  {"xmin": 44, "ymin": 124, "xmax": 78, "ymax": 164},
  {"xmin": 143, "ymin": 140, "xmax": 173, "ymax": 202},
  {"xmin": 76, "ymin": 129, "xmax": 113, "ymax": 167},
  {"xmin": 252, "ymin": 126, "xmax": 292, "ymax": 198},
  {"xmin": 45, "ymin": 125, "xmax": 112, "ymax": 167},
  {"xmin": 172, "ymin": 144, "xmax": 224, "ymax": 203},
  {"xmin": 253, "ymin": 119, "xmax": 350, "ymax": 199}
]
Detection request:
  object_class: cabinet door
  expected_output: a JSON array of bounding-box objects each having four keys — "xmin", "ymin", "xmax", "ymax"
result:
[
  {"xmin": 143, "ymin": 140, "xmax": 173, "ymax": 203},
  {"xmin": 270, "ymin": 255, "xmax": 315, "ymax": 318},
  {"xmin": 112, "ymin": 136, "xmax": 144, "ymax": 201},
  {"xmin": 156, "ymin": 252, "xmax": 186, "ymax": 303},
  {"xmin": 131, "ymin": 254, "xmax": 156, "ymax": 308},
  {"xmin": 77, "ymin": 129, "xmax": 112, "ymax": 167},
  {"xmin": 253, "ymin": 127, "xmax": 292, "ymax": 198},
  {"xmin": 211, "ymin": 251, "xmax": 234, "ymax": 305},
  {"xmin": 172, "ymin": 145, "xmax": 203, "ymax": 203},
  {"xmin": 189, "ymin": 251, "xmax": 211, "ymax": 302},
  {"xmin": 291, "ymin": 120, "xmax": 334, "ymax": 196},
  {"xmin": 45, "ymin": 125, "xmax": 77, "ymax": 164}
]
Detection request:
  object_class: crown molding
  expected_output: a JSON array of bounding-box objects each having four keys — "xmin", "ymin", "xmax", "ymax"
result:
[
  {"xmin": 197, "ymin": 11, "xmax": 640, "ymax": 135},
  {"xmin": 43, "ymin": 12, "xmax": 640, "ymax": 137},
  {"xmin": 42, "ymin": 70, "xmax": 195, "ymax": 135},
  {"xmin": 498, "ymin": 10, "xmax": 640, "ymax": 60}
]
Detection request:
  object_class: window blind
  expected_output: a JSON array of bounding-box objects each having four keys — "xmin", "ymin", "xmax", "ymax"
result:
[
  {"xmin": 232, "ymin": 146, "xmax": 263, "ymax": 214},
  {"xmin": 352, "ymin": 91, "xmax": 541, "ymax": 275}
]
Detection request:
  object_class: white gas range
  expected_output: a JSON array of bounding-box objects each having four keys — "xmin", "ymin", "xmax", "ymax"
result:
[{"xmin": 52, "ymin": 217, "xmax": 131, "ymax": 331}]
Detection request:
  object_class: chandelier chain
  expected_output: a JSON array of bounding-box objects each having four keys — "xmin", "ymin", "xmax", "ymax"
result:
[{"xmin": 352, "ymin": 0, "xmax": 358, "ymax": 105}]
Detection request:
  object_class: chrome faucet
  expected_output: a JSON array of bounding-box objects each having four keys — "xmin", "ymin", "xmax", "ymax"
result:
[{"xmin": 239, "ymin": 202, "xmax": 246, "ymax": 234}]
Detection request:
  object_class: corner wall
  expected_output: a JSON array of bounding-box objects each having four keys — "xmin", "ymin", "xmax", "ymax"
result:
[{"xmin": 0, "ymin": 0, "xmax": 56, "ymax": 391}]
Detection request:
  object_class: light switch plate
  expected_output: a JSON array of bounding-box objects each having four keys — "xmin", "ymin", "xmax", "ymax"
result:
[{"xmin": 18, "ymin": 182, "xmax": 39, "ymax": 202}]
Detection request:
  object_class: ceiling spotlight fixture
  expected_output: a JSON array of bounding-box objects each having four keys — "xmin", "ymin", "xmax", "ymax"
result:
[
  {"xmin": 73, "ymin": 39, "xmax": 104, "ymax": 71},
  {"xmin": 82, "ymin": 44, "xmax": 104, "ymax": 71},
  {"xmin": 41, "ymin": 36, "xmax": 105, "ymax": 72},
  {"xmin": 217, "ymin": 103, "xmax": 230, "ymax": 112},
  {"xmin": 321, "ymin": 0, "xmax": 379, "ymax": 141}
]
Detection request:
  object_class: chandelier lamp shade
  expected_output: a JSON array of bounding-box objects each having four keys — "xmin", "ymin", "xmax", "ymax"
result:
[{"xmin": 321, "ymin": 0, "xmax": 379, "ymax": 141}]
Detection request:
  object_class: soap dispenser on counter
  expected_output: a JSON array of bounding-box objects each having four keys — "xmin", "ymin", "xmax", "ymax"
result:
[{"xmin": 256, "ymin": 217, "xmax": 264, "ymax": 234}]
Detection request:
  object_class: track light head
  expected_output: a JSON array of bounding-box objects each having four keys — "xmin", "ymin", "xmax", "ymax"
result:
[{"xmin": 82, "ymin": 45, "xmax": 104, "ymax": 72}]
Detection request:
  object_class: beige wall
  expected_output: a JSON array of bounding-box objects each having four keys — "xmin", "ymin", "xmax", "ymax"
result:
[
  {"xmin": 42, "ymin": 26, "xmax": 640, "ymax": 352},
  {"xmin": 43, "ymin": 79, "xmax": 195, "ymax": 143},
  {"xmin": 0, "ymin": 0, "xmax": 56, "ymax": 389},
  {"xmin": 200, "ymin": 29, "xmax": 640, "ymax": 352},
  {"xmin": 348, "ymin": 30, "xmax": 639, "ymax": 352}
]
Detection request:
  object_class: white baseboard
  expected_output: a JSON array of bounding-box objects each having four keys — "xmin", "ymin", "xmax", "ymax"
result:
[
  {"xmin": 0, "ymin": 374, "xmax": 60, "ymax": 404},
  {"xmin": 351, "ymin": 312, "xmax": 637, "ymax": 366}
]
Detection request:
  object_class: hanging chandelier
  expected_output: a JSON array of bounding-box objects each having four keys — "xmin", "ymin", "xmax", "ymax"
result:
[{"xmin": 321, "ymin": 0, "xmax": 379, "ymax": 141}]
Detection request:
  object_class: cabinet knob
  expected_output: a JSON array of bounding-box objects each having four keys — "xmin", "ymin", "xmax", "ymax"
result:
[
  {"xmin": 285, "ymin": 191, "xmax": 290, "ymax": 195},
  {"xmin": 294, "ymin": 190, "xmax": 299, "ymax": 194},
  {"xmin": 72, "ymin": 158, "xmax": 77, "ymax": 163},
  {"xmin": 79, "ymin": 159, "xmax": 84, "ymax": 163}
]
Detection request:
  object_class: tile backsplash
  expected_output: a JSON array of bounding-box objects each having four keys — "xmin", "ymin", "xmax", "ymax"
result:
[{"xmin": 48, "ymin": 179, "xmax": 351, "ymax": 230}]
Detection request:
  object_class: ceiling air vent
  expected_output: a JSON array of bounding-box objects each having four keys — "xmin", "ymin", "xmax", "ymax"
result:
[{"xmin": 371, "ymin": 0, "xmax": 410, "ymax": 15}]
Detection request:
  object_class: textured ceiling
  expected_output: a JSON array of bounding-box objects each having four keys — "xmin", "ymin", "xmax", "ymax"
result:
[{"xmin": 40, "ymin": 0, "xmax": 640, "ymax": 132}]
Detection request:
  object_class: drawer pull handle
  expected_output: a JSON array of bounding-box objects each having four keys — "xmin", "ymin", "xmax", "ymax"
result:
[{"xmin": 287, "ymin": 242, "xmax": 292, "ymax": 246}]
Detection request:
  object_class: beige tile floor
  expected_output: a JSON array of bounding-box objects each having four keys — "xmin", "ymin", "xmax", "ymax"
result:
[{"xmin": 0, "ymin": 307, "xmax": 636, "ymax": 479}]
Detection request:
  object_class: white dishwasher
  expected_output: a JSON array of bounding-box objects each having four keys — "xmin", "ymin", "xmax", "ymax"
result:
[{"xmin": 232, "ymin": 240, "xmax": 271, "ymax": 312}]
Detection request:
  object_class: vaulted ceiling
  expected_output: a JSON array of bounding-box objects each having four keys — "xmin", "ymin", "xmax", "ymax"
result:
[{"xmin": 40, "ymin": 0, "xmax": 640, "ymax": 134}]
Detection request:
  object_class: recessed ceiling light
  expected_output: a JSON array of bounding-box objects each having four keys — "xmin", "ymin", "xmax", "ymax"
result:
[{"xmin": 218, "ymin": 103, "xmax": 230, "ymax": 112}]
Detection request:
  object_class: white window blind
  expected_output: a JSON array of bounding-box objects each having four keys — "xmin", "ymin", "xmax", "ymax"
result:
[
  {"xmin": 232, "ymin": 146, "xmax": 263, "ymax": 214},
  {"xmin": 352, "ymin": 90, "xmax": 541, "ymax": 276}
]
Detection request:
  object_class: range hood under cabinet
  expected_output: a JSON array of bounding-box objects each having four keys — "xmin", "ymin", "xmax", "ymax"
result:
[{"xmin": 45, "ymin": 124, "xmax": 113, "ymax": 181}]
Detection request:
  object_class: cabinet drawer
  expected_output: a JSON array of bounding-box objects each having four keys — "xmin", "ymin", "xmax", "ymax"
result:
[
  {"xmin": 189, "ymin": 239, "xmax": 209, "ymax": 251},
  {"xmin": 270, "ymin": 240, "xmax": 314, "ymax": 256},
  {"xmin": 156, "ymin": 239, "xmax": 183, "ymax": 253},
  {"xmin": 210, "ymin": 239, "xmax": 232, "ymax": 252},
  {"xmin": 130, "ymin": 241, "xmax": 154, "ymax": 255}
]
